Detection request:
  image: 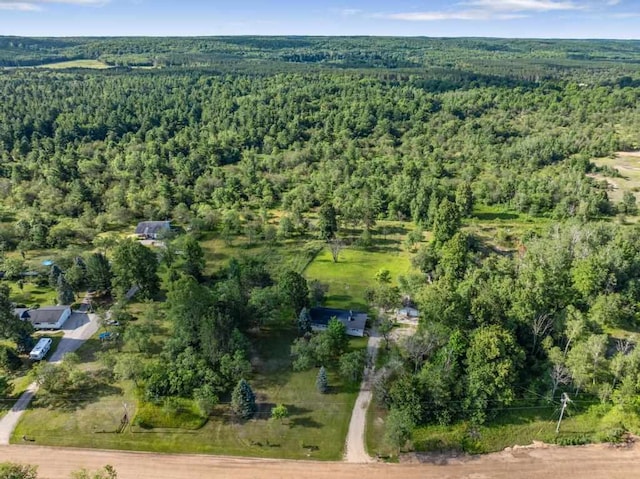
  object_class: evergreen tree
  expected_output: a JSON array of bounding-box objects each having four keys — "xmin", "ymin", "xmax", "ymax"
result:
[
  {"xmin": 231, "ymin": 378, "xmax": 256, "ymax": 419},
  {"xmin": 57, "ymin": 275, "xmax": 75, "ymax": 305},
  {"xmin": 316, "ymin": 366, "xmax": 328, "ymax": 393},
  {"xmin": 48, "ymin": 264, "xmax": 62, "ymax": 288},
  {"xmin": 298, "ymin": 307, "xmax": 312, "ymax": 335}
]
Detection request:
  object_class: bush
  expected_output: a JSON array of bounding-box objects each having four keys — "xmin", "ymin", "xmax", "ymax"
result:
[
  {"xmin": 597, "ymin": 427, "xmax": 626, "ymax": 444},
  {"xmin": 134, "ymin": 399, "xmax": 206, "ymax": 430},
  {"xmin": 556, "ymin": 435, "xmax": 591, "ymax": 446},
  {"xmin": 0, "ymin": 345, "xmax": 22, "ymax": 372}
]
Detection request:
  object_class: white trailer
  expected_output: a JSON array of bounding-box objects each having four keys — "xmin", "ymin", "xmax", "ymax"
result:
[{"xmin": 29, "ymin": 337, "xmax": 53, "ymax": 361}]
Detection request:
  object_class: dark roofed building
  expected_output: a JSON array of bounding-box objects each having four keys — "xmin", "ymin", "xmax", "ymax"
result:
[
  {"xmin": 15, "ymin": 306, "xmax": 71, "ymax": 330},
  {"xmin": 135, "ymin": 221, "xmax": 171, "ymax": 240},
  {"xmin": 309, "ymin": 307, "xmax": 367, "ymax": 337}
]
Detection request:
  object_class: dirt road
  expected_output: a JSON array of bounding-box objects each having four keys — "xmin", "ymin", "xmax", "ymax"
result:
[
  {"xmin": 1, "ymin": 442, "xmax": 640, "ymax": 479},
  {"xmin": 343, "ymin": 332, "xmax": 379, "ymax": 463}
]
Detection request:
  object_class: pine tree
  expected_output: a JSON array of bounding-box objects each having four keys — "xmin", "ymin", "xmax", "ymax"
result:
[
  {"xmin": 298, "ymin": 307, "xmax": 312, "ymax": 335},
  {"xmin": 231, "ymin": 378, "xmax": 256, "ymax": 419},
  {"xmin": 49, "ymin": 264, "xmax": 62, "ymax": 288},
  {"xmin": 57, "ymin": 275, "xmax": 75, "ymax": 305},
  {"xmin": 316, "ymin": 366, "xmax": 328, "ymax": 394}
]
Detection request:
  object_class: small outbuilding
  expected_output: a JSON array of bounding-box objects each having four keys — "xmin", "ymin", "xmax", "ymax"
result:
[
  {"xmin": 134, "ymin": 221, "xmax": 171, "ymax": 240},
  {"xmin": 15, "ymin": 306, "xmax": 71, "ymax": 330},
  {"xmin": 309, "ymin": 307, "xmax": 367, "ymax": 337},
  {"xmin": 397, "ymin": 306, "xmax": 420, "ymax": 321}
]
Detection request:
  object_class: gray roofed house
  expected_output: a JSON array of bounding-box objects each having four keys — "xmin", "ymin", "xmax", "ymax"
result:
[
  {"xmin": 15, "ymin": 306, "xmax": 72, "ymax": 330},
  {"xmin": 134, "ymin": 221, "xmax": 171, "ymax": 240},
  {"xmin": 309, "ymin": 307, "xmax": 367, "ymax": 337}
]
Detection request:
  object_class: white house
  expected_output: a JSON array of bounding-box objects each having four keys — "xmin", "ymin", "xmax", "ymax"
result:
[{"xmin": 15, "ymin": 306, "xmax": 71, "ymax": 330}]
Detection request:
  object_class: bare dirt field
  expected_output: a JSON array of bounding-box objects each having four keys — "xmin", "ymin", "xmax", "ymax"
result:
[{"xmin": 1, "ymin": 442, "xmax": 640, "ymax": 479}]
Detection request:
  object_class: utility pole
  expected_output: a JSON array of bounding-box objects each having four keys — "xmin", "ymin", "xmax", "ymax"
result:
[
  {"xmin": 556, "ymin": 392, "xmax": 571, "ymax": 433},
  {"xmin": 122, "ymin": 402, "xmax": 129, "ymax": 422}
]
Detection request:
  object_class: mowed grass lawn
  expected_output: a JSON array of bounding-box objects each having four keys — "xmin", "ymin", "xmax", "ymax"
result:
[
  {"xmin": 305, "ymin": 247, "xmax": 412, "ymax": 310},
  {"xmin": 12, "ymin": 327, "xmax": 366, "ymax": 460},
  {"xmin": 6, "ymin": 282, "xmax": 57, "ymax": 307}
]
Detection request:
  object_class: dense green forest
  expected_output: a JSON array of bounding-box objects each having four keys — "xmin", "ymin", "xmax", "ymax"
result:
[{"xmin": 2, "ymin": 36, "xmax": 640, "ymax": 453}]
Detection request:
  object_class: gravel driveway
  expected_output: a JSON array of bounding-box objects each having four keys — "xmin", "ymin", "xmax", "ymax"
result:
[{"xmin": 344, "ymin": 331, "xmax": 380, "ymax": 463}]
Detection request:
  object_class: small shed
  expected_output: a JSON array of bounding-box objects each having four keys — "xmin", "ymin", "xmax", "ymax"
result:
[
  {"xmin": 134, "ymin": 221, "xmax": 171, "ymax": 240},
  {"xmin": 15, "ymin": 306, "xmax": 71, "ymax": 330},
  {"xmin": 397, "ymin": 307, "xmax": 420, "ymax": 320}
]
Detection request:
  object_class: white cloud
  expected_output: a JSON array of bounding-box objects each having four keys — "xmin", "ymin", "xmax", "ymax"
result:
[
  {"xmin": 464, "ymin": 0, "xmax": 582, "ymax": 12},
  {"xmin": 377, "ymin": 0, "xmax": 616, "ymax": 22},
  {"xmin": 386, "ymin": 10, "xmax": 527, "ymax": 20},
  {"xmin": 0, "ymin": 0, "xmax": 107, "ymax": 11},
  {"xmin": 339, "ymin": 8, "xmax": 362, "ymax": 16},
  {"xmin": 0, "ymin": 2, "xmax": 41, "ymax": 10}
]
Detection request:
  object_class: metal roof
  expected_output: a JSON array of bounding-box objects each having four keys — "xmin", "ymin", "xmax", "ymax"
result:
[
  {"xmin": 309, "ymin": 307, "xmax": 367, "ymax": 333},
  {"xmin": 134, "ymin": 221, "xmax": 171, "ymax": 235},
  {"xmin": 14, "ymin": 306, "xmax": 70, "ymax": 325}
]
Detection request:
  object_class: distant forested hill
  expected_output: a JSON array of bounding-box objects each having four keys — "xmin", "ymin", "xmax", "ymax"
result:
[{"xmin": 2, "ymin": 36, "xmax": 640, "ymax": 80}]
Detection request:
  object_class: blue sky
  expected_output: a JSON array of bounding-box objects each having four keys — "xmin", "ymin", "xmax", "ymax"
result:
[{"xmin": 0, "ymin": 0, "xmax": 638, "ymax": 38}]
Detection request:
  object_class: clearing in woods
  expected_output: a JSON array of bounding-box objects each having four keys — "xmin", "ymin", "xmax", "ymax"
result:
[
  {"xmin": 35, "ymin": 60, "xmax": 111, "ymax": 69},
  {"xmin": 590, "ymin": 151, "xmax": 640, "ymax": 204}
]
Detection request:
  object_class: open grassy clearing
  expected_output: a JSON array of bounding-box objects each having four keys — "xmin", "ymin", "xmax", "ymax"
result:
[
  {"xmin": 35, "ymin": 59, "xmax": 111, "ymax": 70},
  {"xmin": 199, "ymin": 235, "xmax": 320, "ymax": 277},
  {"xmin": 464, "ymin": 204, "xmax": 554, "ymax": 253},
  {"xmin": 12, "ymin": 313, "xmax": 366, "ymax": 460},
  {"xmin": 305, "ymin": 248, "xmax": 412, "ymax": 310},
  {"xmin": 590, "ymin": 152, "xmax": 640, "ymax": 204},
  {"xmin": 304, "ymin": 222, "xmax": 415, "ymax": 310}
]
